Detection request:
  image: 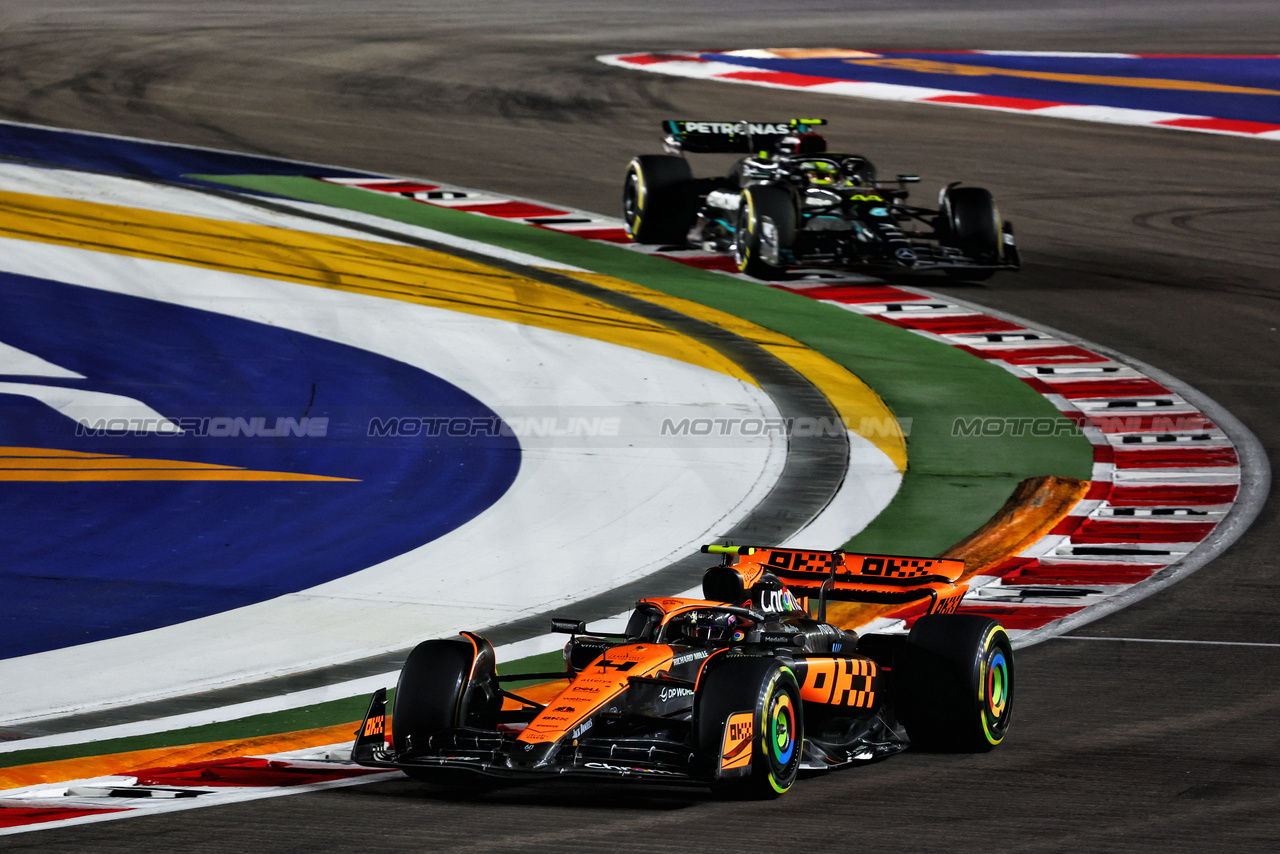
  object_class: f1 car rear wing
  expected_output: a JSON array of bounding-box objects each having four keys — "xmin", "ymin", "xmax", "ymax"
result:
[
  {"xmin": 663, "ymin": 118, "xmax": 826, "ymax": 155},
  {"xmin": 702, "ymin": 544, "xmax": 967, "ymax": 620}
]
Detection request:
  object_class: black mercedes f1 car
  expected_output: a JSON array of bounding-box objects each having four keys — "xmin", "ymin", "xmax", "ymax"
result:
[
  {"xmin": 352, "ymin": 544, "xmax": 1014, "ymax": 798},
  {"xmin": 622, "ymin": 119, "xmax": 1020, "ymax": 281}
]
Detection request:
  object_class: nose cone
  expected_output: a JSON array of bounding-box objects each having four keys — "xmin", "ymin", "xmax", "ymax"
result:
[{"xmin": 504, "ymin": 740, "xmax": 559, "ymax": 769}]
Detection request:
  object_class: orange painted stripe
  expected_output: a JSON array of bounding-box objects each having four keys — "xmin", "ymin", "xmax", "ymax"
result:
[
  {"xmin": 0, "ymin": 721, "xmax": 363, "ymax": 790},
  {"xmin": 0, "ymin": 457, "xmax": 250, "ymax": 470},
  {"xmin": 0, "ymin": 446, "xmax": 123, "ymax": 458},
  {"xmin": 0, "ymin": 447, "xmax": 358, "ymax": 482},
  {"xmin": 0, "ymin": 470, "xmax": 358, "ymax": 482}
]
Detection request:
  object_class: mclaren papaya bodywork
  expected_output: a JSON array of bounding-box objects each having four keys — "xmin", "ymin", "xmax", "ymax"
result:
[{"xmin": 352, "ymin": 544, "xmax": 1014, "ymax": 797}]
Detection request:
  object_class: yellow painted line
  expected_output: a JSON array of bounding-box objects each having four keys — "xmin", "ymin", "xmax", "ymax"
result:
[
  {"xmin": 0, "ymin": 722, "xmax": 362, "ymax": 790},
  {"xmin": 0, "ymin": 446, "xmax": 358, "ymax": 482},
  {"xmin": 846, "ymin": 57, "xmax": 1280, "ymax": 97},
  {"xmin": 551, "ymin": 270, "xmax": 908, "ymax": 473},
  {"xmin": 0, "ymin": 191, "xmax": 756, "ymax": 386}
]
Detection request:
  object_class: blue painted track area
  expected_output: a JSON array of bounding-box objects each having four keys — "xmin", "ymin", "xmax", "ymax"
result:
[
  {"xmin": 708, "ymin": 51, "xmax": 1280, "ymax": 125},
  {"xmin": 0, "ymin": 121, "xmax": 378, "ymax": 190},
  {"xmin": 0, "ymin": 273, "xmax": 520, "ymax": 659}
]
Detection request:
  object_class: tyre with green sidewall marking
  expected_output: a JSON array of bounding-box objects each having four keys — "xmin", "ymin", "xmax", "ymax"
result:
[
  {"xmin": 893, "ymin": 614, "xmax": 1014, "ymax": 752},
  {"xmin": 695, "ymin": 656, "xmax": 804, "ymax": 799}
]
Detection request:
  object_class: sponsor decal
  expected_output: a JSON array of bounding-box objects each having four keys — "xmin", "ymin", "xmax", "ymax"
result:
[
  {"xmin": 596, "ymin": 658, "xmax": 640, "ymax": 673},
  {"xmin": 658, "ymin": 686, "xmax": 694, "ymax": 702},
  {"xmin": 895, "ymin": 248, "xmax": 918, "ymax": 262},
  {"xmin": 552, "ymin": 705, "xmax": 576, "ymax": 713},
  {"xmin": 672, "ymin": 650, "xmax": 711, "ymax": 666},
  {"xmin": 932, "ymin": 590, "xmax": 964, "ymax": 614},
  {"xmin": 362, "ymin": 715, "xmax": 385, "ymax": 737},
  {"xmin": 757, "ymin": 587, "xmax": 805, "ymax": 613},
  {"xmin": 571, "ymin": 720, "xmax": 593, "ymax": 739},
  {"xmin": 766, "ymin": 550, "xmax": 836, "ymax": 573},
  {"xmin": 720, "ymin": 711, "xmax": 755, "ymax": 772},
  {"xmin": 848, "ymin": 194, "xmax": 885, "ymax": 202},
  {"xmin": 679, "ymin": 121, "xmax": 790, "ymax": 136},
  {"xmin": 800, "ymin": 658, "xmax": 878, "ymax": 708},
  {"xmin": 859, "ymin": 556, "xmax": 938, "ymax": 578}
]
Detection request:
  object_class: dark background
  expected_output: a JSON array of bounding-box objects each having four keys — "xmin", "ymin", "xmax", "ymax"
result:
[{"xmin": 1, "ymin": 2, "xmax": 1276, "ymax": 850}]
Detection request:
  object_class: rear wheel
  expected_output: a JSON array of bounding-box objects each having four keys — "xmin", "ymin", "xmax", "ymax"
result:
[
  {"xmin": 695, "ymin": 658, "xmax": 804, "ymax": 798},
  {"xmin": 940, "ymin": 186, "xmax": 1003, "ymax": 268},
  {"xmin": 894, "ymin": 615, "xmax": 1014, "ymax": 752},
  {"xmin": 622, "ymin": 154, "xmax": 696, "ymax": 244},
  {"xmin": 734, "ymin": 184, "xmax": 796, "ymax": 280}
]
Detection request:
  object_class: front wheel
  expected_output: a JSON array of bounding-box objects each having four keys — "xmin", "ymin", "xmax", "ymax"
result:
[
  {"xmin": 392, "ymin": 636, "xmax": 500, "ymax": 757},
  {"xmin": 893, "ymin": 615, "xmax": 1014, "ymax": 752},
  {"xmin": 939, "ymin": 186, "xmax": 1003, "ymax": 266},
  {"xmin": 695, "ymin": 657, "xmax": 804, "ymax": 798},
  {"xmin": 734, "ymin": 184, "xmax": 795, "ymax": 280}
]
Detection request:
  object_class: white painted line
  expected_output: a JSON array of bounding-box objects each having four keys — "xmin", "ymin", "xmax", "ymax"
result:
[
  {"xmin": 599, "ymin": 53, "xmax": 1280, "ymax": 141},
  {"xmin": 1059, "ymin": 636, "xmax": 1280, "ymax": 649}
]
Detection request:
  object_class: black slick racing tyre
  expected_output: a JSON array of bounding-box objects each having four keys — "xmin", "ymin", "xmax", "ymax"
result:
[
  {"xmin": 893, "ymin": 615, "xmax": 1014, "ymax": 752},
  {"xmin": 622, "ymin": 154, "xmax": 696, "ymax": 244},
  {"xmin": 392, "ymin": 637, "xmax": 499, "ymax": 757},
  {"xmin": 695, "ymin": 657, "xmax": 804, "ymax": 799},
  {"xmin": 734, "ymin": 184, "xmax": 795, "ymax": 280},
  {"xmin": 940, "ymin": 186, "xmax": 1003, "ymax": 267}
]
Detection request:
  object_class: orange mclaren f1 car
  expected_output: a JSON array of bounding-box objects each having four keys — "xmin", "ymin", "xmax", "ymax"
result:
[{"xmin": 352, "ymin": 544, "xmax": 1013, "ymax": 798}]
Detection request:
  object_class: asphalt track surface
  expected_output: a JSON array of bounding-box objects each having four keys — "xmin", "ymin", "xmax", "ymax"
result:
[{"xmin": 1, "ymin": 2, "xmax": 1277, "ymax": 851}]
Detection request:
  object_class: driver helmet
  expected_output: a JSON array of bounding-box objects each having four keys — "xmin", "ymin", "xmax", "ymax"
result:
[
  {"xmin": 679, "ymin": 610, "xmax": 751, "ymax": 643},
  {"xmin": 799, "ymin": 158, "xmax": 840, "ymax": 186},
  {"xmin": 838, "ymin": 157, "xmax": 875, "ymax": 188}
]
